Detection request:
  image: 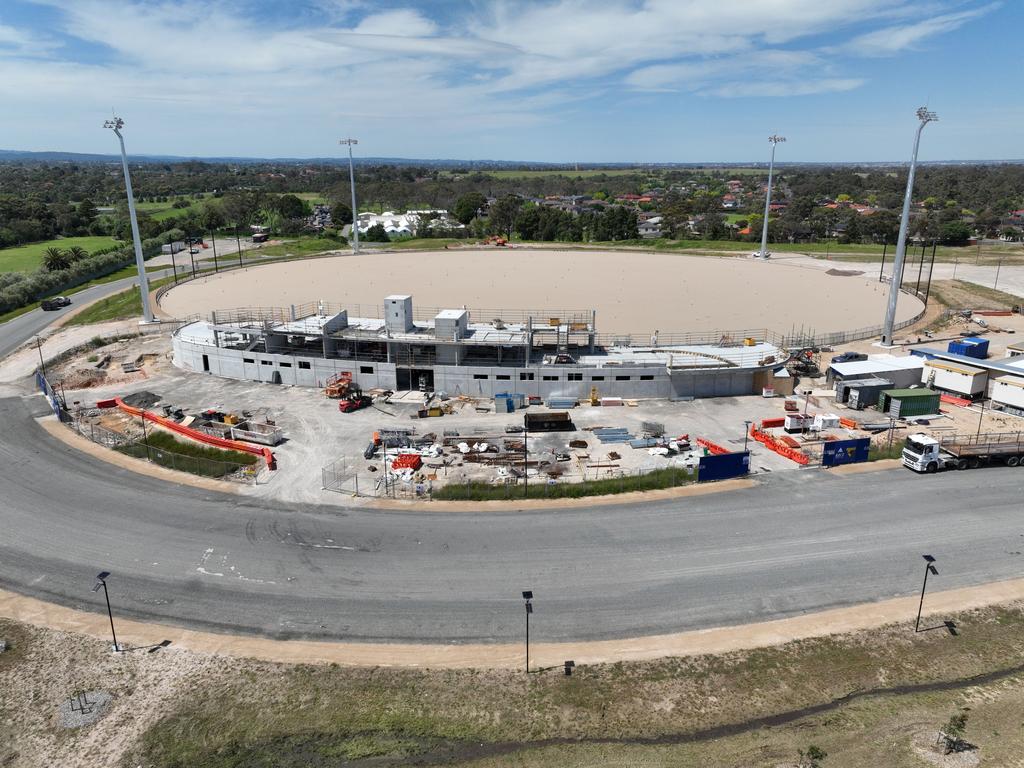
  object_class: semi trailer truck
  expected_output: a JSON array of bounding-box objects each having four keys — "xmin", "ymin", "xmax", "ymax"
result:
[{"xmin": 902, "ymin": 431, "xmax": 1024, "ymax": 472}]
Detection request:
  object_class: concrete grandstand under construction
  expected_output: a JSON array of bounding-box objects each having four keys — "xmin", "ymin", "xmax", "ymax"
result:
[{"xmin": 172, "ymin": 294, "xmax": 791, "ymax": 399}]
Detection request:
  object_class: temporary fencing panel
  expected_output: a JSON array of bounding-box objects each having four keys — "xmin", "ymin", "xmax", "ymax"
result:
[
  {"xmin": 698, "ymin": 451, "xmax": 750, "ymax": 482},
  {"xmin": 821, "ymin": 437, "xmax": 870, "ymax": 467}
]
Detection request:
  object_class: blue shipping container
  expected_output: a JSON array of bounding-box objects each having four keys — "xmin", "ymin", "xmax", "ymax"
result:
[
  {"xmin": 948, "ymin": 337, "xmax": 989, "ymax": 359},
  {"xmin": 698, "ymin": 451, "xmax": 750, "ymax": 481}
]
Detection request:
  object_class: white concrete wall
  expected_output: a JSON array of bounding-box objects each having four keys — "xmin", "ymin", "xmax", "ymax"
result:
[{"xmin": 172, "ymin": 334, "xmax": 765, "ymax": 400}]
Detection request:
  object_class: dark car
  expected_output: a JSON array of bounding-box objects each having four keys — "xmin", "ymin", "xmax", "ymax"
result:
[
  {"xmin": 831, "ymin": 351, "xmax": 867, "ymax": 364},
  {"xmin": 40, "ymin": 296, "xmax": 72, "ymax": 311}
]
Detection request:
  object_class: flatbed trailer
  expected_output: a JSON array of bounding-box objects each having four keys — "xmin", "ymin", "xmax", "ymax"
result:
[{"xmin": 902, "ymin": 431, "xmax": 1024, "ymax": 472}]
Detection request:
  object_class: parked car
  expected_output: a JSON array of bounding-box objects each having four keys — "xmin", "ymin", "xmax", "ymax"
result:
[
  {"xmin": 831, "ymin": 351, "xmax": 868, "ymax": 364},
  {"xmin": 40, "ymin": 296, "xmax": 71, "ymax": 311}
]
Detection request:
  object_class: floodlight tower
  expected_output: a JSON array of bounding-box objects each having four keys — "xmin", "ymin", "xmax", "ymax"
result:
[
  {"xmin": 880, "ymin": 107, "xmax": 937, "ymax": 345},
  {"xmin": 339, "ymin": 138, "xmax": 360, "ymax": 254},
  {"xmin": 104, "ymin": 117, "xmax": 154, "ymax": 322},
  {"xmin": 758, "ymin": 135, "xmax": 785, "ymax": 259}
]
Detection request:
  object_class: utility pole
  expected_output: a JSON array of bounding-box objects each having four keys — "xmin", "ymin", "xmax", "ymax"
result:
[
  {"xmin": 758, "ymin": 135, "xmax": 785, "ymax": 259},
  {"xmin": 104, "ymin": 116, "xmax": 154, "ymax": 322},
  {"xmin": 35, "ymin": 336, "xmax": 47, "ymax": 379},
  {"xmin": 881, "ymin": 108, "xmax": 937, "ymax": 345},
  {"xmin": 339, "ymin": 138, "xmax": 360, "ymax": 254}
]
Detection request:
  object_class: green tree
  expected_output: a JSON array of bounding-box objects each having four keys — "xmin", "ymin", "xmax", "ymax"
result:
[
  {"xmin": 940, "ymin": 220, "xmax": 972, "ymax": 246},
  {"xmin": 42, "ymin": 247, "xmax": 70, "ymax": 271},
  {"xmin": 77, "ymin": 198, "xmax": 98, "ymax": 223},
  {"xmin": 453, "ymin": 192, "xmax": 487, "ymax": 225},
  {"xmin": 363, "ymin": 222, "xmax": 390, "ymax": 242},
  {"xmin": 200, "ymin": 204, "xmax": 226, "ymax": 235},
  {"xmin": 488, "ymin": 194, "xmax": 523, "ymax": 239},
  {"xmin": 65, "ymin": 245, "xmax": 89, "ymax": 262},
  {"xmin": 274, "ymin": 194, "xmax": 307, "ymax": 219},
  {"xmin": 330, "ymin": 202, "xmax": 353, "ymax": 228}
]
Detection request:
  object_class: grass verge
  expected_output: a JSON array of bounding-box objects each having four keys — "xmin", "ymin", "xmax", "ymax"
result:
[
  {"xmin": 868, "ymin": 441, "xmax": 904, "ymax": 461},
  {"xmin": 117, "ymin": 603, "xmax": 1024, "ymax": 767},
  {"xmin": 63, "ymin": 275, "xmax": 176, "ymax": 326},
  {"xmin": 115, "ymin": 429, "xmax": 257, "ymax": 478},
  {"xmin": 433, "ymin": 467, "xmax": 697, "ymax": 500}
]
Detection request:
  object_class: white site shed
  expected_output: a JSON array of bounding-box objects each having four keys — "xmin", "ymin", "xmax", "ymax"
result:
[
  {"xmin": 922, "ymin": 359, "xmax": 988, "ymax": 397},
  {"xmin": 827, "ymin": 354, "xmax": 924, "ymax": 389},
  {"xmin": 990, "ymin": 374, "xmax": 1024, "ymax": 411}
]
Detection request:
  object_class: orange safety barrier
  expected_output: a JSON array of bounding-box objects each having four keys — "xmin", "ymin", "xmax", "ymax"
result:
[
  {"xmin": 115, "ymin": 398, "xmax": 276, "ymax": 469},
  {"xmin": 939, "ymin": 393, "xmax": 972, "ymax": 407},
  {"xmin": 695, "ymin": 436, "xmax": 730, "ymax": 455},
  {"xmin": 839, "ymin": 417, "xmax": 859, "ymax": 429},
  {"xmin": 749, "ymin": 425, "xmax": 811, "ymax": 465},
  {"xmin": 761, "ymin": 417, "xmax": 785, "ymax": 429}
]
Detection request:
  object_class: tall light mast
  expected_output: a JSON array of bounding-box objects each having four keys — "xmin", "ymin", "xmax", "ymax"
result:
[
  {"xmin": 339, "ymin": 138, "xmax": 360, "ymax": 254},
  {"xmin": 758, "ymin": 135, "xmax": 785, "ymax": 259},
  {"xmin": 104, "ymin": 117, "xmax": 153, "ymax": 322},
  {"xmin": 881, "ymin": 108, "xmax": 937, "ymax": 346}
]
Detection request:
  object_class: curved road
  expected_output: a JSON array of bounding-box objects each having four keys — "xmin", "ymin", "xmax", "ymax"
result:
[
  {"xmin": 2, "ymin": 289, "xmax": 1024, "ymax": 644},
  {"xmin": 1, "ymin": 394, "xmax": 1023, "ymax": 643}
]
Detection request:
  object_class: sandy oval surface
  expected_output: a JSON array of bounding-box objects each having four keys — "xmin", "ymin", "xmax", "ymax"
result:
[{"xmin": 160, "ymin": 249, "xmax": 923, "ymax": 335}]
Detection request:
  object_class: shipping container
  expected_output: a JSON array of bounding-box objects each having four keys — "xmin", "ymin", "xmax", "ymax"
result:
[
  {"xmin": 947, "ymin": 336, "xmax": 989, "ymax": 359},
  {"xmin": 846, "ymin": 377, "xmax": 894, "ymax": 409},
  {"xmin": 878, "ymin": 388, "xmax": 941, "ymax": 418},
  {"xmin": 922, "ymin": 360, "xmax": 988, "ymax": 397},
  {"xmin": 836, "ymin": 376, "xmax": 892, "ymax": 405}
]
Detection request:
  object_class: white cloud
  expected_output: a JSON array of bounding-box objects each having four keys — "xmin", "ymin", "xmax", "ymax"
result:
[
  {"xmin": 845, "ymin": 2, "xmax": 999, "ymax": 56},
  {"xmin": 0, "ymin": 0, "xmax": 999, "ymax": 155}
]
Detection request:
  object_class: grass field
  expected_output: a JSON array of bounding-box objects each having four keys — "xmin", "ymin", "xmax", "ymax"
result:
[
  {"xmin": 85, "ymin": 602, "xmax": 1024, "ymax": 767},
  {"xmin": 0, "ymin": 236, "xmax": 123, "ymax": 273},
  {"xmin": 434, "ymin": 467, "xmax": 696, "ymax": 501},
  {"xmin": 116, "ymin": 430, "xmax": 257, "ymax": 478}
]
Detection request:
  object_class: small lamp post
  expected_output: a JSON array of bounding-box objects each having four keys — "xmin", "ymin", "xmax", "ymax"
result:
[
  {"xmin": 743, "ymin": 420, "xmax": 752, "ymax": 452},
  {"xmin": 522, "ymin": 590, "xmax": 533, "ymax": 673},
  {"xmin": 915, "ymin": 555, "xmax": 938, "ymax": 632},
  {"xmin": 91, "ymin": 571, "xmax": 121, "ymax": 651}
]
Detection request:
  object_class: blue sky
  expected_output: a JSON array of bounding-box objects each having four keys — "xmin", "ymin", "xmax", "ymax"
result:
[{"xmin": 0, "ymin": 0, "xmax": 1020, "ymax": 162}]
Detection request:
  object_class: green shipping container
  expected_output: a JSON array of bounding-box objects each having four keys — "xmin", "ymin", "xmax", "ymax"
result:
[{"xmin": 878, "ymin": 388, "xmax": 941, "ymax": 418}]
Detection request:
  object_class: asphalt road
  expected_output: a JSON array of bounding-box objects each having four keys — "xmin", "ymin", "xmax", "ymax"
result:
[
  {"xmin": 0, "ymin": 268, "xmax": 172, "ymax": 360},
  {"xmin": 2, "ymin": 284, "xmax": 1023, "ymax": 644},
  {"xmin": 2, "ymin": 394, "xmax": 1024, "ymax": 643}
]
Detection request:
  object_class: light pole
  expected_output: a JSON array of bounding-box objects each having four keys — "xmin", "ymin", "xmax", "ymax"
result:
[
  {"xmin": 914, "ymin": 555, "xmax": 938, "ymax": 632},
  {"xmin": 35, "ymin": 336, "xmax": 47, "ymax": 379},
  {"xmin": 91, "ymin": 571, "xmax": 121, "ymax": 651},
  {"xmin": 339, "ymin": 138, "xmax": 360, "ymax": 254},
  {"xmin": 881, "ymin": 108, "xmax": 937, "ymax": 345},
  {"xmin": 758, "ymin": 135, "xmax": 785, "ymax": 259},
  {"xmin": 743, "ymin": 420, "xmax": 752, "ymax": 452},
  {"xmin": 522, "ymin": 590, "xmax": 533, "ymax": 673},
  {"xmin": 523, "ymin": 412, "xmax": 529, "ymax": 499},
  {"xmin": 104, "ymin": 117, "xmax": 154, "ymax": 323}
]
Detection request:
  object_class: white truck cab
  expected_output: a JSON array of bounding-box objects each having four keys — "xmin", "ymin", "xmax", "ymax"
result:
[{"xmin": 902, "ymin": 433, "xmax": 943, "ymax": 472}]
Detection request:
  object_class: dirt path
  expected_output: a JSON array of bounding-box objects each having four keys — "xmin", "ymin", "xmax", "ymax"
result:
[{"xmin": 4, "ymin": 576, "xmax": 1024, "ymax": 670}]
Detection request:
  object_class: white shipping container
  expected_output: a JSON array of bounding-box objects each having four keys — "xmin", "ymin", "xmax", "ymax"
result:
[
  {"xmin": 922, "ymin": 360, "xmax": 987, "ymax": 397},
  {"xmin": 990, "ymin": 375, "xmax": 1024, "ymax": 410}
]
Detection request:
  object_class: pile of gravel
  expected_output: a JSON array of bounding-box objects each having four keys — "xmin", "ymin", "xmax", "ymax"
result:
[{"xmin": 58, "ymin": 690, "xmax": 113, "ymax": 729}]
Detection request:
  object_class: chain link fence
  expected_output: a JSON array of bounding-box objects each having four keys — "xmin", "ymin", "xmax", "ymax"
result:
[{"xmin": 67, "ymin": 414, "xmax": 262, "ymax": 483}]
